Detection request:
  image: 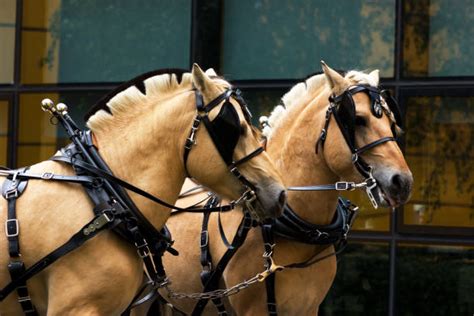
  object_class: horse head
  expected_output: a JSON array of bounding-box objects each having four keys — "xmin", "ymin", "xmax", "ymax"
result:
[
  {"xmin": 318, "ymin": 62, "xmax": 413, "ymax": 208},
  {"xmin": 185, "ymin": 64, "xmax": 286, "ymax": 219}
]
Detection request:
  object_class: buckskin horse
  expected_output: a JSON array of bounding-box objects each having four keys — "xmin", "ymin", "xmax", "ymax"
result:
[
  {"xmin": 0, "ymin": 64, "xmax": 287, "ymax": 315},
  {"xmin": 149, "ymin": 62, "xmax": 413, "ymax": 315}
]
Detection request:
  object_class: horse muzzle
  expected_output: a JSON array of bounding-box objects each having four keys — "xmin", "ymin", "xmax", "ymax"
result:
[
  {"xmin": 373, "ymin": 169, "xmax": 413, "ymax": 208},
  {"xmin": 245, "ymin": 183, "xmax": 286, "ymax": 221}
]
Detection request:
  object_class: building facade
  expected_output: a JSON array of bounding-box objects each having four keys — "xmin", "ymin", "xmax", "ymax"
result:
[{"xmin": 0, "ymin": 0, "xmax": 472, "ymax": 315}]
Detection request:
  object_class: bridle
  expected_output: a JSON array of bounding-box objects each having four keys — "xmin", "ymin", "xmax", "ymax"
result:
[
  {"xmin": 299, "ymin": 84, "xmax": 402, "ymax": 208},
  {"xmin": 183, "ymin": 88, "xmax": 264, "ymax": 217}
]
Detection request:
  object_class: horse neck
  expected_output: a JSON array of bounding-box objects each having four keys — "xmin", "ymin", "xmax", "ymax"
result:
[
  {"xmin": 266, "ymin": 91, "xmax": 339, "ymax": 225},
  {"xmin": 91, "ymin": 92, "xmax": 193, "ymax": 228}
]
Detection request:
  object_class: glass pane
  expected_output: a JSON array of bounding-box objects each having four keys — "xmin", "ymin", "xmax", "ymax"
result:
[
  {"xmin": 397, "ymin": 244, "xmax": 474, "ymax": 315},
  {"xmin": 404, "ymin": 96, "xmax": 474, "ymax": 228},
  {"xmin": 239, "ymin": 89, "xmax": 286, "ymax": 125},
  {"xmin": 17, "ymin": 91, "xmax": 105, "ymax": 167},
  {"xmin": 21, "ymin": 0, "xmax": 191, "ymax": 84},
  {"xmin": 403, "ymin": 0, "xmax": 474, "ymax": 77},
  {"xmin": 0, "ymin": 0, "xmax": 16, "ymax": 83},
  {"xmin": 342, "ymin": 191, "xmax": 390, "ymax": 231},
  {"xmin": 320, "ymin": 242, "xmax": 389, "ymax": 315},
  {"xmin": 0, "ymin": 99, "xmax": 9, "ymax": 166},
  {"xmin": 222, "ymin": 0, "xmax": 395, "ymax": 80}
]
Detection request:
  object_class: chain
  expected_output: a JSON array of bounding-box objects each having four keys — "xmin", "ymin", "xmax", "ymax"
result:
[
  {"xmin": 162, "ymin": 247, "xmax": 283, "ymax": 301},
  {"xmin": 163, "ymin": 274, "xmax": 261, "ymax": 300}
]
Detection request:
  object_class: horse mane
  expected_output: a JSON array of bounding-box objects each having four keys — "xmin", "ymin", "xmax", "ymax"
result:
[
  {"xmin": 262, "ymin": 69, "xmax": 382, "ymax": 138},
  {"xmin": 85, "ymin": 68, "xmax": 229, "ymax": 132}
]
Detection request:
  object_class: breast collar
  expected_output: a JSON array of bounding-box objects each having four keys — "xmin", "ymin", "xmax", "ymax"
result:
[{"xmin": 272, "ymin": 198, "xmax": 358, "ymax": 245}]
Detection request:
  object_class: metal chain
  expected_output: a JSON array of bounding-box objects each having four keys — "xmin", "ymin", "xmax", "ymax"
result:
[
  {"xmin": 163, "ymin": 274, "xmax": 261, "ymax": 300},
  {"xmin": 162, "ymin": 246, "xmax": 282, "ymax": 301}
]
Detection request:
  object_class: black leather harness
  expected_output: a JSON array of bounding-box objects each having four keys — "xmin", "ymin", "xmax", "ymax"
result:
[
  {"xmin": 180, "ymin": 84, "xmax": 402, "ymax": 316},
  {"xmin": 0, "ymin": 86, "xmax": 264, "ymax": 315}
]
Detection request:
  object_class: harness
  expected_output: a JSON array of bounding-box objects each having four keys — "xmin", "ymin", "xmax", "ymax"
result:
[
  {"xmin": 169, "ymin": 84, "xmax": 402, "ymax": 315},
  {"xmin": 0, "ymin": 87, "xmax": 264, "ymax": 315}
]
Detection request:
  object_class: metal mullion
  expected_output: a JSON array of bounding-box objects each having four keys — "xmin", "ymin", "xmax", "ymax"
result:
[
  {"xmin": 350, "ymin": 231, "xmax": 474, "ymax": 246},
  {"xmin": 10, "ymin": 0, "xmax": 23, "ymax": 168}
]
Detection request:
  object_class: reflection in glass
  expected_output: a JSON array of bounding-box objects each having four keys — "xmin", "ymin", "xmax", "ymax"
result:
[
  {"xmin": 397, "ymin": 244, "xmax": 474, "ymax": 315},
  {"xmin": 21, "ymin": 0, "xmax": 191, "ymax": 84},
  {"xmin": 321, "ymin": 243, "xmax": 389, "ymax": 315},
  {"xmin": 404, "ymin": 96, "xmax": 474, "ymax": 228},
  {"xmin": 17, "ymin": 91, "xmax": 105, "ymax": 167},
  {"xmin": 222, "ymin": 0, "xmax": 395, "ymax": 80},
  {"xmin": 239, "ymin": 88, "xmax": 286, "ymax": 126},
  {"xmin": 0, "ymin": 100, "xmax": 9, "ymax": 166},
  {"xmin": 342, "ymin": 191, "xmax": 390, "ymax": 232},
  {"xmin": 403, "ymin": 0, "xmax": 474, "ymax": 77},
  {"xmin": 0, "ymin": 0, "xmax": 16, "ymax": 83}
]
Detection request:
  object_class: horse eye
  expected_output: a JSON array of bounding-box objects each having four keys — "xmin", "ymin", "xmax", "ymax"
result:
[{"xmin": 355, "ymin": 116, "xmax": 367, "ymax": 126}]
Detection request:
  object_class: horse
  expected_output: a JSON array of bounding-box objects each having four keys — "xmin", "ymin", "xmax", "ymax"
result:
[
  {"xmin": 0, "ymin": 64, "xmax": 287, "ymax": 315},
  {"xmin": 151, "ymin": 62, "xmax": 413, "ymax": 315}
]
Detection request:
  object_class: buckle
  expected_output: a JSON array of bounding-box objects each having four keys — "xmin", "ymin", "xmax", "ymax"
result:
[
  {"xmin": 312, "ymin": 230, "xmax": 329, "ymax": 240},
  {"xmin": 41, "ymin": 172, "xmax": 54, "ymax": 180},
  {"xmin": 17, "ymin": 295, "xmax": 32, "ymax": 303},
  {"xmin": 4, "ymin": 188, "xmax": 19, "ymax": 199},
  {"xmin": 200, "ymin": 230, "xmax": 209, "ymax": 248},
  {"xmin": 136, "ymin": 243, "xmax": 151, "ymax": 258},
  {"xmin": 184, "ymin": 137, "xmax": 195, "ymax": 150},
  {"xmin": 335, "ymin": 182, "xmax": 355, "ymax": 191},
  {"xmin": 5, "ymin": 219, "xmax": 19, "ymax": 237}
]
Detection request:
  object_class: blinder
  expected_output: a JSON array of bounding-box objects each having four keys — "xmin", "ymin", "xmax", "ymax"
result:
[
  {"xmin": 183, "ymin": 87, "xmax": 264, "ymax": 194},
  {"xmin": 209, "ymin": 101, "xmax": 242, "ymax": 164}
]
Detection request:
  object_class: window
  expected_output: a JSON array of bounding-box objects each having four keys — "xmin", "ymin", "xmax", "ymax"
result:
[
  {"xmin": 403, "ymin": 92, "xmax": 474, "ymax": 230},
  {"xmin": 321, "ymin": 242, "xmax": 390, "ymax": 315},
  {"xmin": 222, "ymin": 0, "xmax": 395, "ymax": 80},
  {"xmin": 0, "ymin": 0, "xmax": 16, "ymax": 83},
  {"xmin": 403, "ymin": 0, "xmax": 474, "ymax": 77},
  {"xmin": 17, "ymin": 91, "xmax": 105, "ymax": 167},
  {"xmin": 21, "ymin": 0, "xmax": 191, "ymax": 84},
  {"xmin": 0, "ymin": 99, "xmax": 9, "ymax": 166},
  {"xmin": 396, "ymin": 243, "xmax": 474, "ymax": 315}
]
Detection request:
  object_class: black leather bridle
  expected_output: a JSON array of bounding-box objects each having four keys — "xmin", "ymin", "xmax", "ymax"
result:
[
  {"xmin": 308, "ymin": 84, "xmax": 401, "ymax": 208},
  {"xmin": 183, "ymin": 88, "xmax": 264, "ymax": 216}
]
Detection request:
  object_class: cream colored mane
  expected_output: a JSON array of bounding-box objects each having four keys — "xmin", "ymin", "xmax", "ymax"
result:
[
  {"xmin": 262, "ymin": 70, "xmax": 386, "ymax": 138},
  {"xmin": 87, "ymin": 69, "xmax": 229, "ymax": 132}
]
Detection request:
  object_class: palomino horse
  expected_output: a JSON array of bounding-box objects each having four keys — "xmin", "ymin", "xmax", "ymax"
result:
[
  {"xmin": 0, "ymin": 64, "xmax": 286, "ymax": 315},
  {"xmin": 152, "ymin": 62, "xmax": 413, "ymax": 315}
]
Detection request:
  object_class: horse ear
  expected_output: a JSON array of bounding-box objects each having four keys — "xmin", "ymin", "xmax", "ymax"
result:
[
  {"xmin": 192, "ymin": 63, "xmax": 220, "ymax": 103},
  {"xmin": 321, "ymin": 60, "xmax": 348, "ymax": 95},
  {"xmin": 205, "ymin": 68, "xmax": 218, "ymax": 76},
  {"xmin": 369, "ymin": 69, "xmax": 380, "ymax": 86}
]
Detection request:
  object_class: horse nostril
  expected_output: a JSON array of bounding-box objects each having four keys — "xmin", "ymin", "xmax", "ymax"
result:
[
  {"xmin": 391, "ymin": 174, "xmax": 403, "ymax": 190},
  {"xmin": 278, "ymin": 190, "xmax": 287, "ymax": 207}
]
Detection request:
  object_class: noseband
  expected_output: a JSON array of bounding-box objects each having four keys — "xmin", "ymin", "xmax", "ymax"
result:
[
  {"xmin": 183, "ymin": 88, "xmax": 264, "ymax": 215},
  {"xmin": 313, "ymin": 85, "xmax": 401, "ymax": 207}
]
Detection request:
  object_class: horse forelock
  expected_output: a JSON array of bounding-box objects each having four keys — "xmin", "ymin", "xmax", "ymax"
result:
[
  {"xmin": 86, "ymin": 69, "xmax": 230, "ymax": 133},
  {"xmin": 262, "ymin": 69, "xmax": 384, "ymax": 139}
]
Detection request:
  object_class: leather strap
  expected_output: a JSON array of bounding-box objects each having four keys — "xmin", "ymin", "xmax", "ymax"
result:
[
  {"xmin": 50, "ymin": 155, "xmax": 235, "ymax": 214},
  {"xmin": 262, "ymin": 224, "xmax": 278, "ymax": 315},
  {"xmin": 192, "ymin": 212, "xmax": 253, "ymax": 316},
  {"xmin": 0, "ymin": 207, "xmax": 119, "ymax": 301}
]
